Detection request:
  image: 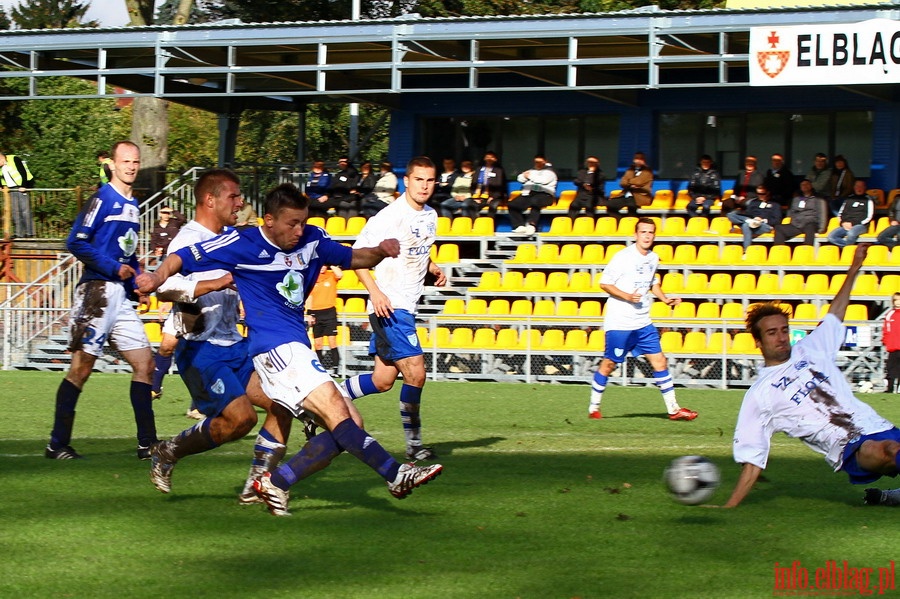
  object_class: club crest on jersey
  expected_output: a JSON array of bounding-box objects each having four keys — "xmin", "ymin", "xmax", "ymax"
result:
[
  {"xmin": 118, "ymin": 229, "xmax": 138, "ymax": 257},
  {"xmin": 276, "ymin": 270, "xmax": 305, "ymax": 305}
]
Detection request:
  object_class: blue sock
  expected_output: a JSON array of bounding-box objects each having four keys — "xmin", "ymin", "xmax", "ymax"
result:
[
  {"xmin": 271, "ymin": 432, "xmax": 342, "ymax": 489},
  {"xmin": 331, "ymin": 418, "xmax": 400, "ymax": 481},
  {"xmin": 589, "ymin": 371, "xmax": 607, "ymax": 411},
  {"xmin": 400, "ymin": 384, "xmax": 423, "ymax": 447},
  {"xmin": 342, "ymin": 374, "xmax": 379, "ymax": 400},
  {"xmin": 130, "ymin": 381, "xmax": 158, "ymax": 447},
  {"xmin": 251, "ymin": 428, "xmax": 284, "ymax": 467},
  {"xmin": 151, "ymin": 353, "xmax": 172, "ymax": 394},
  {"xmin": 653, "ymin": 369, "xmax": 679, "ymax": 413},
  {"xmin": 50, "ymin": 378, "xmax": 81, "ymax": 448}
]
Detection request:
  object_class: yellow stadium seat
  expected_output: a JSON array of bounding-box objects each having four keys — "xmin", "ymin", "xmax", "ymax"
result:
[
  {"xmin": 545, "ymin": 271, "xmax": 570, "ymax": 292},
  {"xmin": 650, "ymin": 301, "xmax": 673, "ymax": 318},
  {"xmin": 307, "ymin": 216, "xmax": 326, "ymax": 229},
  {"xmin": 719, "ymin": 244, "xmax": 744, "ymax": 265},
  {"xmin": 555, "ymin": 190, "xmax": 577, "ymax": 210},
  {"xmin": 821, "ymin": 217, "xmax": 840, "ymax": 235},
  {"xmin": 539, "ymin": 329, "xmax": 566, "ymax": 350},
  {"xmin": 616, "ymin": 216, "xmax": 639, "ymax": 236},
  {"xmin": 684, "ymin": 273, "xmax": 709, "ymax": 293},
  {"xmin": 730, "ymin": 332, "xmax": 760, "ymax": 354},
  {"xmin": 558, "ymin": 244, "xmax": 582, "ymax": 264},
  {"xmin": 603, "ymin": 244, "xmax": 626, "ymax": 263},
  {"xmin": 828, "ymin": 273, "xmax": 847, "ymax": 295},
  {"xmin": 343, "ymin": 297, "xmax": 367, "ymax": 313},
  {"xmin": 335, "ymin": 325, "xmax": 350, "ymax": 346},
  {"xmin": 523, "ymin": 271, "xmax": 547, "ymax": 291},
  {"xmin": 874, "ymin": 217, "xmax": 891, "ymax": 235},
  {"xmin": 869, "ymin": 188, "xmax": 887, "ymax": 210},
  {"xmin": 708, "ymin": 273, "xmax": 732, "ymax": 294},
  {"xmin": 804, "ymin": 273, "xmax": 830, "ymax": 295},
  {"xmin": 471, "ymin": 328, "xmax": 497, "ymax": 349},
  {"xmin": 533, "ymin": 299, "xmax": 556, "ymax": 317},
  {"xmin": 436, "ymin": 243, "xmax": 460, "ymax": 264},
  {"xmin": 144, "ymin": 322, "xmax": 162, "ymax": 343},
  {"xmin": 660, "ymin": 331, "xmax": 683, "ymax": 353},
  {"xmin": 568, "ymin": 271, "xmax": 593, "ymax": 292},
  {"xmin": 742, "ymin": 245, "xmax": 767, "ymax": 265},
  {"xmin": 580, "ymin": 244, "xmax": 604, "ymax": 264},
  {"xmin": 781, "ymin": 273, "xmax": 806, "ymax": 295},
  {"xmin": 838, "ymin": 245, "xmax": 857, "ymax": 265},
  {"xmin": 337, "ymin": 269, "xmax": 362, "ymax": 289},
  {"xmin": 672, "ymin": 301, "xmax": 696, "ymax": 319},
  {"xmin": 546, "ymin": 217, "xmax": 572, "ymax": 236},
  {"xmin": 489, "ymin": 299, "xmax": 512, "ymax": 315},
  {"xmin": 594, "ymin": 217, "xmax": 618, "ymax": 236},
  {"xmin": 682, "ymin": 331, "xmax": 708, "ymax": 353},
  {"xmin": 852, "ymin": 273, "xmax": 879, "ymax": 296},
  {"xmin": 564, "ymin": 329, "xmax": 588, "ymax": 351},
  {"xmin": 815, "ymin": 245, "xmax": 840, "ymax": 265},
  {"xmin": 820, "ymin": 303, "xmax": 868, "ymax": 321},
  {"xmin": 437, "ymin": 217, "xmax": 452, "ymax": 236},
  {"xmin": 696, "ymin": 244, "xmax": 720, "ymax": 265},
  {"xmin": 430, "ymin": 245, "xmax": 438, "ymax": 262},
  {"xmin": 661, "ymin": 272, "xmax": 684, "ymax": 293},
  {"xmin": 672, "ymin": 244, "xmax": 697, "ymax": 265},
  {"xmin": 755, "ymin": 273, "xmax": 780, "ymax": 295},
  {"xmin": 685, "ymin": 217, "xmax": 710, "ymax": 236},
  {"xmin": 509, "ymin": 244, "xmax": 538, "ymax": 263},
  {"xmin": 474, "ymin": 271, "xmax": 502, "ymax": 291},
  {"xmin": 653, "ymin": 244, "xmax": 674, "ymax": 263},
  {"xmin": 345, "ymin": 216, "xmax": 367, "ymax": 236},
  {"xmin": 325, "ymin": 217, "xmax": 346, "ymax": 236},
  {"xmin": 732, "ymin": 273, "xmax": 757, "ymax": 294},
  {"xmin": 464, "ymin": 298, "xmax": 488, "ymax": 316},
  {"xmin": 708, "ymin": 216, "xmax": 734, "ymax": 235},
  {"xmin": 495, "ymin": 328, "xmax": 519, "ymax": 349},
  {"xmin": 508, "ymin": 299, "xmax": 531, "ymax": 316},
  {"xmin": 587, "ymin": 329, "xmax": 606, "ymax": 351},
  {"xmin": 557, "ymin": 300, "xmax": 579, "ymax": 317},
  {"xmin": 704, "ymin": 331, "xmax": 731, "ymax": 354},
  {"xmin": 791, "ymin": 245, "xmax": 815, "ymax": 265},
  {"xmin": 766, "ymin": 245, "xmax": 792, "ymax": 266},
  {"xmin": 431, "ymin": 327, "xmax": 451, "ymax": 348},
  {"xmin": 880, "ymin": 274, "xmax": 900, "ymax": 295},
  {"xmin": 416, "ymin": 326, "xmax": 429, "ymax": 346},
  {"xmin": 649, "ymin": 190, "xmax": 674, "ymax": 209},
  {"xmin": 696, "ymin": 302, "xmax": 720, "ymax": 320},
  {"xmin": 674, "ymin": 189, "xmax": 692, "ymax": 210},
  {"xmin": 450, "ymin": 217, "xmax": 473, "ymax": 235},
  {"xmin": 334, "ymin": 297, "xmax": 344, "ymax": 312},
  {"xmin": 472, "ymin": 217, "xmax": 495, "ymax": 236},
  {"xmin": 571, "ymin": 217, "xmax": 596, "ymax": 236},
  {"xmin": 518, "ymin": 329, "xmax": 543, "ymax": 350},
  {"xmin": 537, "ymin": 244, "xmax": 560, "ymax": 263},
  {"xmin": 863, "ymin": 245, "xmax": 889, "ymax": 266},
  {"xmin": 446, "ymin": 327, "xmax": 474, "ymax": 349},
  {"xmin": 721, "ymin": 302, "xmax": 745, "ymax": 322},
  {"xmin": 578, "ymin": 300, "xmax": 602, "ymax": 318},
  {"xmin": 793, "ymin": 303, "xmax": 818, "ymax": 322},
  {"xmin": 661, "ymin": 217, "xmax": 686, "ymax": 237}
]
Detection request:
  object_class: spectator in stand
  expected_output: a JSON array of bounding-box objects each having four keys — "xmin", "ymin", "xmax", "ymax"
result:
[
  {"xmin": 150, "ymin": 205, "xmax": 183, "ymax": 264},
  {"xmin": 773, "ymin": 179, "xmax": 828, "ymax": 246},
  {"xmin": 306, "ymin": 160, "xmax": 333, "ymax": 217},
  {"xmin": 763, "ymin": 153, "xmax": 796, "ymax": 209},
  {"xmin": 877, "ymin": 191, "xmax": 900, "ymax": 249},
  {"xmin": 234, "ymin": 201, "xmax": 259, "ymax": 228},
  {"xmin": 686, "ymin": 154, "xmax": 721, "ymax": 218},
  {"xmin": 883, "ymin": 293, "xmax": 900, "ymax": 394},
  {"xmin": 97, "ymin": 150, "xmax": 113, "ymax": 188},
  {"xmin": 568, "ymin": 156, "xmax": 605, "ymax": 220},
  {"xmin": 722, "ymin": 156, "xmax": 764, "ymax": 216},
  {"xmin": 610, "ymin": 151, "xmax": 652, "ymax": 219},
  {"xmin": 445, "ymin": 160, "xmax": 476, "ymax": 219},
  {"xmin": 0, "ymin": 151, "xmax": 36, "ymax": 238},
  {"xmin": 806, "ymin": 153, "xmax": 831, "ymax": 199},
  {"xmin": 470, "ymin": 151, "xmax": 506, "ymax": 218},
  {"xmin": 828, "ymin": 155, "xmax": 855, "ymax": 216},
  {"xmin": 431, "ymin": 158, "xmax": 459, "ymax": 211},
  {"xmin": 355, "ymin": 161, "xmax": 376, "ymax": 201},
  {"xmin": 726, "ymin": 184, "xmax": 782, "ymax": 257},
  {"xmin": 306, "ymin": 265, "xmax": 343, "ymax": 374},
  {"xmin": 331, "ymin": 156, "xmax": 361, "ymax": 219},
  {"xmin": 828, "ymin": 179, "xmax": 874, "ymax": 247},
  {"xmin": 509, "ymin": 155, "xmax": 557, "ymax": 235},
  {"xmin": 360, "ymin": 161, "xmax": 398, "ymax": 219}
]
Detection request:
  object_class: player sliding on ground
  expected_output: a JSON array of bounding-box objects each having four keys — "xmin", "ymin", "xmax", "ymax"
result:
[
  {"xmin": 714, "ymin": 243, "xmax": 900, "ymax": 508},
  {"xmin": 137, "ymin": 183, "xmax": 443, "ymax": 516}
]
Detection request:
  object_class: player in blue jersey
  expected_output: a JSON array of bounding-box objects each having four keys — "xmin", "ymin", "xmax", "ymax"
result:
[
  {"xmin": 139, "ymin": 169, "xmax": 295, "ymax": 501},
  {"xmin": 137, "ymin": 183, "xmax": 443, "ymax": 516},
  {"xmin": 46, "ymin": 141, "xmax": 159, "ymax": 460},
  {"xmin": 341, "ymin": 156, "xmax": 447, "ymax": 460}
]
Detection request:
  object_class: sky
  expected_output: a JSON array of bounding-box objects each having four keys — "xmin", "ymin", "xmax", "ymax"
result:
[{"xmin": 2, "ymin": 0, "xmax": 133, "ymax": 28}]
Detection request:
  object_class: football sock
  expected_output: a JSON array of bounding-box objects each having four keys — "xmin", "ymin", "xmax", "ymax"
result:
[
  {"xmin": 151, "ymin": 352, "xmax": 172, "ymax": 394},
  {"xmin": 653, "ymin": 369, "xmax": 680, "ymax": 414},
  {"xmin": 50, "ymin": 378, "xmax": 81, "ymax": 448},
  {"xmin": 130, "ymin": 381, "xmax": 158, "ymax": 447},
  {"xmin": 342, "ymin": 373, "xmax": 379, "ymax": 400},
  {"xmin": 400, "ymin": 384, "xmax": 423, "ymax": 449},
  {"xmin": 330, "ymin": 417, "xmax": 400, "ymax": 481},
  {"xmin": 169, "ymin": 418, "xmax": 218, "ymax": 460},
  {"xmin": 589, "ymin": 371, "xmax": 607, "ymax": 413},
  {"xmin": 316, "ymin": 349, "xmax": 327, "ymax": 364},
  {"xmin": 270, "ymin": 431, "xmax": 342, "ymax": 489},
  {"xmin": 251, "ymin": 428, "xmax": 287, "ymax": 471},
  {"xmin": 329, "ymin": 347, "xmax": 340, "ymax": 368}
]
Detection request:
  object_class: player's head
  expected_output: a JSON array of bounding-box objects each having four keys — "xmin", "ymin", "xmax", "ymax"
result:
[
  {"xmin": 263, "ymin": 183, "xmax": 309, "ymax": 250},
  {"xmin": 746, "ymin": 302, "xmax": 792, "ymax": 365},
  {"xmin": 633, "ymin": 217, "xmax": 656, "ymax": 253},
  {"xmin": 96, "ymin": 150, "xmax": 110, "ymax": 161},
  {"xmin": 743, "ymin": 156, "xmax": 757, "ymax": 171},
  {"xmin": 892, "ymin": 292, "xmax": 900, "ymax": 308},
  {"xmin": 109, "ymin": 141, "xmax": 141, "ymax": 187},
  {"xmin": 404, "ymin": 156, "xmax": 436, "ymax": 208},
  {"xmin": 195, "ymin": 169, "xmax": 242, "ymax": 228}
]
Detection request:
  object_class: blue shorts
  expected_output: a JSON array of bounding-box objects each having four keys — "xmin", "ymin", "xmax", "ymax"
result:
[
  {"xmin": 175, "ymin": 338, "xmax": 254, "ymax": 418},
  {"xmin": 603, "ymin": 324, "xmax": 662, "ymax": 364},
  {"xmin": 368, "ymin": 309, "xmax": 422, "ymax": 362},
  {"xmin": 841, "ymin": 427, "xmax": 900, "ymax": 484}
]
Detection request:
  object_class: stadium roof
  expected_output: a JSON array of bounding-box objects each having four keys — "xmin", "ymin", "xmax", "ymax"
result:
[{"xmin": 0, "ymin": 4, "xmax": 897, "ymax": 112}]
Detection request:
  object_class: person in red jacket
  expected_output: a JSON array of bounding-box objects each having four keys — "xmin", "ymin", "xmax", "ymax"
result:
[{"xmin": 884, "ymin": 292, "xmax": 900, "ymax": 393}]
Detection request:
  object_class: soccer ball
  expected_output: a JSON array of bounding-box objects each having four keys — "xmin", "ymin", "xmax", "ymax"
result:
[
  {"xmin": 857, "ymin": 380, "xmax": 874, "ymax": 394},
  {"xmin": 664, "ymin": 455, "xmax": 720, "ymax": 505}
]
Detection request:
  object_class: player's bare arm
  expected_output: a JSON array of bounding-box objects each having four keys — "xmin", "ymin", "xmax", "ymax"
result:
[
  {"xmin": 714, "ymin": 462, "xmax": 763, "ymax": 508},
  {"xmin": 600, "ymin": 282, "xmax": 641, "ymax": 304},
  {"xmin": 428, "ymin": 260, "xmax": 447, "ymax": 287},
  {"xmin": 136, "ymin": 252, "xmax": 184, "ymax": 294},
  {"xmin": 156, "ymin": 273, "xmax": 235, "ymax": 303},
  {"xmin": 828, "ymin": 243, "xmax": 869, "ymax": 320},
  {"xmin": 348, "ymin": 239, "xmax": 400, "ymax": 270},
  {"xmin": 651, "ymin": 282, "xmax": 680, "ymax": 306},
  {"xmin": 356, "ymin": 268, "xmax": 393, "ymax": 318}
]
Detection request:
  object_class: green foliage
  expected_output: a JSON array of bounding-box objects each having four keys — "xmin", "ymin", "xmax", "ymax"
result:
[
  {"xmin": 10, "ymin": 0, "xmax": 98, "ymax": 29},
  {"xmin": 166, "ymin": 102, "xmax": 219, "ymax": 171},
  {"xmin": 0, "ymin": 7, "xmax": 11, "ymax": 29}
]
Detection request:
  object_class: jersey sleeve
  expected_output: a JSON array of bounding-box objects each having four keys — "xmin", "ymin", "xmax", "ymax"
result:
[
  {"xmin": 732, "ymin": 392, "xmax": 772, "ymax": 469},
  {"xmin": 805, "ymin": 313, "xmax": 845, "ymax": 355},
  {"xmin": 174, "ymin": 229, "xmax": 241, "ymax": 275},
  {"xmin": 599, "ymin": 251, "xmax": 625, "ymax": 287},
  {"xmin": 66, "ymin": 197, "xmax": 121, "ymax": 279},
  {"xmin": 315, "ymin": 233, "xmax": 353, "ymax": 269},
  {"xmin": 353, "ymin": 212, "xmax": 390, "ymax": 250}
]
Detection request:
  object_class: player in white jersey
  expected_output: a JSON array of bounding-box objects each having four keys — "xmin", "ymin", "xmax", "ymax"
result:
[
  {"xmin": 716, "ymin": 244, "xmax": 900, "ymax": 508},
  {"xmin": 587, "ymin": 217, "xmax": 697, "ymax": 421},
  {"xmin": 341, "ymin": 157, "xmax": 447, "ymax": 461}
]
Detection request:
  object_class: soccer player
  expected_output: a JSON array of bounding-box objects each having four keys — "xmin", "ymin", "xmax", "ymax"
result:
[
  {"xmin": 142, "ymin": 169, "xmax": 295, "ymax": 502},
  {"xmin": 587, "ymin": 217, "xmax": 698, "ymax": 421},
  {"xmin": 341, "ymin": 156, "xmax": 447, "ymax": 461},
  {"xmin": 716, "ymin": 244, "xmax": 900, "ymax": 508},
  {"xmin": 46, "ymin": 141, "xmax": 159, "ymax": 460},
  {"xmin": 137, "ymin": 183, "xmax": 442, "ymax": 516}
]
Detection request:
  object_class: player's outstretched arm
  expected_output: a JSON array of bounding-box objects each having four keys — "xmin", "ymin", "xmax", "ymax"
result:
[
  {"xmin": 348, "ymin": 238, "xmax": 400, "ymax": 270},
  {"xmin": 428, "ymin": 260, "xmax": 447, "ymax": 287},
  {"xmin": 136, "ymin": 252, "xmax": 184, "ymax": 294},
  {"xmin": 829, "ymin": 243, "xmax": 870, "ymax": 320},
  {"xmin": 713, "ymin": 462, "xmax": 763, "ymax": 508}
]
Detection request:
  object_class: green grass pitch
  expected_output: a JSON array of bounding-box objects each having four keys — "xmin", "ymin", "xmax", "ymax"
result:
[{"xmin": 1, "ymin": 371, "xmax": 897, "ymax": 598}]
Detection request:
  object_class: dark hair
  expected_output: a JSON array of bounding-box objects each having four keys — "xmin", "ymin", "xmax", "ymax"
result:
[
  {"xmin": 96, "ymin": 150, "xmax": 110, "ymax": 159},
  {"xmin": 406, "ymin": 156, "xmax": 435, "ymax": 172},
  {"xmin": 635, "ymin": 216, "xmax": 656, "ymax": 233},
  {"xmin": 746, "ymin": 302, "xmax": 791, "ymax": 341},
  {"xmin": 194, "ymin": 168, "xmax": 240, "ymax": 204},
  {"xmin": 832, "ymin": 155, "xmax": 849, "ymax": 169},
  {"xmin": 815, "ymin": 153, "xmax": 827, "ymax": 160},
  {"xmin": 700, "ymin": 154, "xmax": 712, "ymax": 162},
  {"xmin": 264, "ymin": 183, "xmax": 310, "ymax": 217},
  {"xmin": 380, "ymin": 161, "xmax": 393, "ymax": 171}
]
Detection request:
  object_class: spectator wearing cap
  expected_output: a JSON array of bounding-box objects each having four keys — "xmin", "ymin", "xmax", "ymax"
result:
[
  {"xmin": 722, "ymin": 155, "xmax": 764, "ymax": 216},
  {"xmin": 150, "ymin": 205, "xmax": 183, "ymax": 263}
]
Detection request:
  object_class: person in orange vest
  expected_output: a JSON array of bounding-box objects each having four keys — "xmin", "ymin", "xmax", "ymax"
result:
[{"xmin": 306, "ymin": 265, "xmax": 343, "ymax": 374}]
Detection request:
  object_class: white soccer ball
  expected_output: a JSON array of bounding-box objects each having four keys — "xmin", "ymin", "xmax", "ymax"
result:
[
  {"xmin": 664, "ymin": 455, "xmax": 720, "ymax": 505},
  {"xmin": 857, "ymin": 380, "xmax": 874, "ymax": 394}
]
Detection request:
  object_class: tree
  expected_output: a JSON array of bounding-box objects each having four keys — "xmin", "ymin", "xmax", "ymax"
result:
[
  {"xmin": 0, "ymin": 7, "xmax": 11, "ymax": 29},
  {"xmin": 11, "ymin": 0, "xmax": 98, "ymax": 29}
]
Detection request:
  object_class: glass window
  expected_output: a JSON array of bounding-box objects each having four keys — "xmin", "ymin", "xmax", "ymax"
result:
[
  {"xmin": 499, "ymin": 117, "xmax": 539, "ymax": 176},
  {"xmin": 658, "ymin": 114, "xmax": 700, "ymax": 179},
  {"xmin": 747, "ymin": 113, "xmax": 787, "ymax": 162},
  {"xmin": 543, "ymin": 117, "xmax": 580, "ymax": 180},
  {"xmin": 584, "ymin": 115, "xmax": 620, "ymax": 181},
  {"xmin": 835, "ymin": 112, "xmax": 872, "ymax": 178},
  {"xmin": 790, "ymin": 114, "xmax": 830, "ymax": 178}
]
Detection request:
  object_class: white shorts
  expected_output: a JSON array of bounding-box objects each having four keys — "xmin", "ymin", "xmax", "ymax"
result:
[
  {"xmin": 68, "ymin": 280, "xmax": 149, "ymax": 357},
  {"xmin": 161, "ymin": 312, "xmax": 177, "ymax": 337},
  {"xmin": 252, "ymin": 341, "xmax": 340, "ymax": 418}
]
